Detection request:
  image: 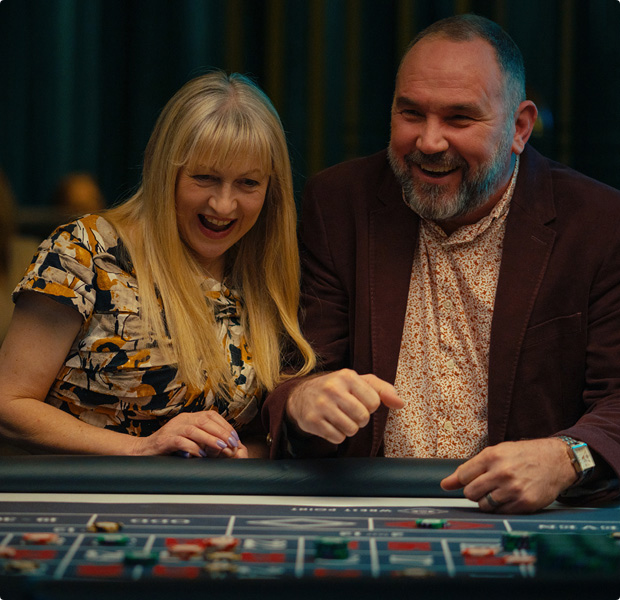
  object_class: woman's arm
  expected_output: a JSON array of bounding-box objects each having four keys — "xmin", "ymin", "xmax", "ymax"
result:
[{"xmin": 0, "ymin": 293, "xmax": 244, "ymax": 457}]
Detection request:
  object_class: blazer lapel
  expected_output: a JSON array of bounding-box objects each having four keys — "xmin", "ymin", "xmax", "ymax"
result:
[
  {"xmin": 369, "ymin": 176, "xmax": 419, "ymax": 383},
  {"xmin": 368, "ymin": 167, "xmax": 419, "ymax": 453},
  {"xmin": 488, "ymin": 147, "xmax": 557, "ymax": 443}
]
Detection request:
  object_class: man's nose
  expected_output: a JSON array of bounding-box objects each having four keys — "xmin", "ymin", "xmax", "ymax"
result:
[{"xmin": 415, "ymin": 118, "xmax": 449, "ymax": 154}]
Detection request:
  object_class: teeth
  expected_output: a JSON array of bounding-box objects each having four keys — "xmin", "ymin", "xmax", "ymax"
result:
[
  {"xmin": 202, "ymin": 215, "xmax": 231, "ymax": 226},
  {"xmin": 421, "ymin": 164, "xmax": 453, "ymax": 173}
]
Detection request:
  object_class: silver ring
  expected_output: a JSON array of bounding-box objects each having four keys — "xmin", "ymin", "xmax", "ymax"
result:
[{"xmin": 485, "ymin": 492, "xmax": 502, "ymax": 509}]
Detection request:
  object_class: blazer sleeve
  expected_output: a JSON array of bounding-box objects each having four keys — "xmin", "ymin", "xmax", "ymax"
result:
[
  {"xmin": 557, "ymin": 215, "xmax": 620, "ymax": 502},
  {"xmin": 261, "ymin": 166, "xmax": 356, "ymax": 459}
]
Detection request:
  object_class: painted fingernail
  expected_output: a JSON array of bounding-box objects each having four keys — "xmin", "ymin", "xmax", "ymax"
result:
[
  {"xmin": 216, "ymin": 440, "xmax": 228, "ymax": 449},
  {"xmin": 228, "ymin": 436, "xmax": 239, "ymax": 448},
  {"xmin": 174, "ymin": 451, "xmax": 191, "ymax": 458},
  {"xmin": 199, "ymin": 449, "xmax": 208, "ymax": 457},
  {"xmin": 231, "ymin": 430, "xmax": 240, "ymax": 441}
]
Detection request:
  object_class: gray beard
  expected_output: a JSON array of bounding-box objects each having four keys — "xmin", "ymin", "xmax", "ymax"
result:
[{"xmin": 387, "ymin": 135, "xmax": 513, "ymax": 222}]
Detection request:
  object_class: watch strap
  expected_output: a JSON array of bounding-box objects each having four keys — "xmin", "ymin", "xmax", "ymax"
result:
[{"xmin": 556, "ymin": 435, "xmax": 595, "ymax": 485}]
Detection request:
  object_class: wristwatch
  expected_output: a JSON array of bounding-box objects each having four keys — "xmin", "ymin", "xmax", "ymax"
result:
[{"xmin": 557, "ymin": 435, "xmax": 595, "ymax": 485}]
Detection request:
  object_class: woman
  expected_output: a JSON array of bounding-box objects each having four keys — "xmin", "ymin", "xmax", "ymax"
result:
[{"xmin": 0, "ymin": 72, "xmax": 315, "ymax": 457}]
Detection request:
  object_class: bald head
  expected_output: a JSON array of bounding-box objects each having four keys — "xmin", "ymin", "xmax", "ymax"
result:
[{"xmin": 397, "ymin": 14, "xmax": 526, "ymax": 117}]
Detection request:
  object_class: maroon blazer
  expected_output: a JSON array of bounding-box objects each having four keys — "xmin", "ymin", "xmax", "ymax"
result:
[{"xmin": 263, "ymin": 146, "xmax": 620, "ymax": 489}]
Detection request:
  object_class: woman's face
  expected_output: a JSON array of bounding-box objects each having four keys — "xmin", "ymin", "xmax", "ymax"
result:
[{"xmin": 175, "ymin": 157, "xmax": 269, "ymax": 280}]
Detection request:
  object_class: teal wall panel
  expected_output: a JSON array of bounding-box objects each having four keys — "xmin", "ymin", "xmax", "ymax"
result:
[{"xmin": 1, "ymin": 0, "xmax": 619, "ymax": 218}]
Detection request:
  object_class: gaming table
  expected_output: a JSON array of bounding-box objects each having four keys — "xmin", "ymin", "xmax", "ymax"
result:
[{"xmin": 0, "ymin": 456, "xmax": 619, "ymax": 600}]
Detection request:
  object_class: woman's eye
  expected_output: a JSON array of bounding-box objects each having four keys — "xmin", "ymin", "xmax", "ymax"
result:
[{"xmin": 240, "ymin": 178, "xmax": 260, "ymax": 187}]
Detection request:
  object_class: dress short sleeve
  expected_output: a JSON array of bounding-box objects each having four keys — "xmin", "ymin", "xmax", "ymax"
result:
[{"xmin": 13, "ymin": 215, "xmax": 124, "ymax": 320}]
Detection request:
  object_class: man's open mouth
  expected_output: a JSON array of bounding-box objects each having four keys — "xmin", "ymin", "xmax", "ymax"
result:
[{"xmin": 419, "ymin": 164, "xmax": 458, "ymax": 178}]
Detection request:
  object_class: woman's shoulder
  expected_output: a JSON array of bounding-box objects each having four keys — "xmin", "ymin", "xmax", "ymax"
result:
[
  {"xmin": 48, "ymin": 214, "xmax": 120, "ymax": 253},
  {"xmin": 43, "ymin": 214, "xmax": 133, "ymax": 272},
  {"xmin": 15, "ymin": 214, "xmax": 135, "ymax": 311}
]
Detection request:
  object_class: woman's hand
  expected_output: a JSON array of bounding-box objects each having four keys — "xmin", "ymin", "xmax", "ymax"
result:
[{"xmin": 131, "ymin": 411, "xmax": 247, "ymax": 458}]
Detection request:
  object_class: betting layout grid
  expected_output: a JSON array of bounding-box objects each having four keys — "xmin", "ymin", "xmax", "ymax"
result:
[{"xmin": 0, "ymin": 498, "xmax": 619, "ymax": 582}]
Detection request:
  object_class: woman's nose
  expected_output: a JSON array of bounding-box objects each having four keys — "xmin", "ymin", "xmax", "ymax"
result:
[{"xmin": 208, "ymin": 184, "xmax": 237, "ymax": 214}]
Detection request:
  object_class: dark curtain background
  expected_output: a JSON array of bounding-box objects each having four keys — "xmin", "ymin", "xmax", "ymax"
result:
[{"xmin": 1, "ymin": 0, "xmax": 619, "ymax": 224}]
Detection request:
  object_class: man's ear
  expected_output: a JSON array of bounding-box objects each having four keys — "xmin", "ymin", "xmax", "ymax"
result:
[{"xmin": 511, "ymin": 100, "xmax": 538, "ymax": 155}]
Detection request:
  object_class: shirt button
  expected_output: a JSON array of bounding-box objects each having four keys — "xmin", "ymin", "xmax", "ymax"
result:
[
  {"xmin": 443, "ymin": 420, "xmax": 454, "ymax": 432},
  {"xmin": 444, "ymin": 299, "xmax": 454, "ymax": 310},
  {"xmin": 446, "ymin": 358, "xmax": 456, "ymax": 371}
]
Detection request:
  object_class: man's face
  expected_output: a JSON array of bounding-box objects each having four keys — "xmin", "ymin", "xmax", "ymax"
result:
[{"xmin": 389, "ymin": 37, "xmax": 518, "ymax": 226}]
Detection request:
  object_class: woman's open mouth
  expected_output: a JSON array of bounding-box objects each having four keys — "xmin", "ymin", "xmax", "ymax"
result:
[{"xmin": 199, "ymin": 214, "xmax": 235, "ymax": 233}]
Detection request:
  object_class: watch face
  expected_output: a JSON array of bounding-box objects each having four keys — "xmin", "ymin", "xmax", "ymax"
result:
[{"xmin": 573, "ymin": 444, "xmax": 596, "ymax": 472}]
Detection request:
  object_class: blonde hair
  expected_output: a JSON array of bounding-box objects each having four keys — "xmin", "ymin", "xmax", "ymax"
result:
[{"xmin": 104, "ymin": 71, "xmax": 315, "ymax": 395}]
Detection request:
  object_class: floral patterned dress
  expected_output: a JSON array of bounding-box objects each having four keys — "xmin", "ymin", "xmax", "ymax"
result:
[{"xmin": 14, "ymin": 214, "xmax": 260, "ymax": 436}]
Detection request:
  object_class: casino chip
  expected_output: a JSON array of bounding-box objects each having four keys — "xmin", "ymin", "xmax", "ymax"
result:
[
  {"xmin": 205, "ymin": 551, "xmax": 241, "ymax": 562},
  {"xmin": 22, "ymin": 532, "xmax": 60, "ymax": 545},
  {"xmin": 415, "ymin": 518, "xmax": 447, "ymax": 529},
  {"xmin": 460, "ymin": 545, "xmax": 500, "ymax": 557},
  {"xmin": 315, "ymin": 537, "xmax": 349, "ymax": 560},
  {"xmin": 502, "ymin": 531, "xmax": 535, "ymax": 551},
  {"xmin": 203, "ymin": 536, "xmax": 239, "ymax": 552},
  {"xmin": 503, "ymin": 553, "xmax": 537, "ymax": 565},
  {"xmin": 97, "ymin": 534, "xmax": 130, "ymax": 546},
  {"xmin": 204, "ymin": 560, "xmax": 238, "ymax": 575},
  {"xmin": 168, "ymin": 543, "xmax": 205, "ymax": 560},
  {"xmin": 394, "ymin": 567, "xmax": 435, "ymax": 578},
  {"xmin": 0, "ymin": 546, "xmax": 17, "ymax": 558},
  {"xmin": 124, "ymin": 550, "xmax": 159, "ymax": 565},
  {"xmin": 3, "ymin": 560, "xmax": 41, "ymax": 574},
  {"xmin": 87, "ymin": 521, "xmax": 124, "ymax": 533},
  {"xmin": 200, "ymin": 537, "xmax": 242, "ymax": 577}
]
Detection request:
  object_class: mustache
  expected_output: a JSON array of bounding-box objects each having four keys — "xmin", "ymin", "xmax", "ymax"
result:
[{"xmin": 403, "ymin": 150, "xmax": 467, "ymax": 171}]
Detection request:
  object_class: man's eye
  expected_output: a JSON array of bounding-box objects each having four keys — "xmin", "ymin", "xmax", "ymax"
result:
[{"xmin": 400, "ymin": 109, "xmax": 422, "ymax": 118}]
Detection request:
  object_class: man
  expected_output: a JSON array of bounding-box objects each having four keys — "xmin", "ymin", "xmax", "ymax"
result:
[{"xmin": 262, "ymin": 14, "xmax": 620, "ymax": 513}]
